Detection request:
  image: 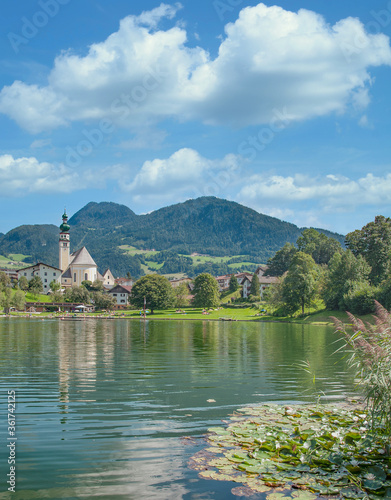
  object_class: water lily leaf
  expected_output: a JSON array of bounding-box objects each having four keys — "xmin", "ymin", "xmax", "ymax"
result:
[
  {"xmin": 366, "ymin": 465, "xmax": 387, "ymax": 481},
  {"xmin": 363, "ymin": 479, "xmax": 384, "ymax": 491},
  {"xmin": 345, "ymin": 432, "xmax": 362, "ymax": 444},
  {"xmin": 341, "ymin": 486, "xmax": 367, "ymax": 499},
  {"xmin": 291, "ymin": 490, "xmax": 318, "ymax": 500},
  {"xmin": 208, "ymin": 427, "xmax": 230, "ymax": 434},
  {"xmin": 266, "ymin": 492, "xmax": 289, "ymax": 500}
]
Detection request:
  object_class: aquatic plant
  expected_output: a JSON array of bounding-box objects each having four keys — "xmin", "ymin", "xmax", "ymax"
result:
[
  {"xmin": 333, "ymin": 302, "xmax": 391, "ymax": 440},
  {"xmin": 189, "ymin": 403, "xmax": 391, "ymax": 498}
]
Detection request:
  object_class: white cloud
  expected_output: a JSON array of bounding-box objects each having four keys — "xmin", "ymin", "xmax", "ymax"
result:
[
  {"xmin": 124, "ymin": 148, "xmax": 242, "ymax": 203},
  {"xmin": 0, "ymin": 3, "xmax": 390, "ymax": 133},
  {"xmin": 0, "ymin": 154, "xmax": 79, "ymax": 195},
  {"xmin": 238, "ymin": 172, "xmax": 391, "ymax": 212}
]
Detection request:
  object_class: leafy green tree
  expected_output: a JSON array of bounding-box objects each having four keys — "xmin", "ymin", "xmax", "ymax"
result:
[
  {"xmin": 0, "ymin": 271, "xmax": 11, "ymax": 291},
  {"xmin": 130, "ymin": 274, "xmax": 175, "ymax": 314},
  {"xmin": 11, "ymin": 290, "xmax": 26, "ymax": 311},
  {"xmin": 343, "ymin": 282, "xmax": 379, "ymax": 315},
  {"xmin": 174, "ymin": 283, "xmax": 190, "ymax": 308},
  {"xmin": 64, "ymin": 286, "xmax": 91, "ymax": 304},
  {"xmin": 297, "ymin": 228, "xmax": 342, "ymax": 265},
  {"xmin": 49, "ymin": 280, "xmax": 61, "ymax": 293},
  {"xmin": 0, "ymin": 287, "xmax": 13, "ymax": 313},
  {"xmin": 51, "ymin": 291, "xmax": 63, "ymax": 303},
  {"xmin": 28, "ymin": 276, "xmax": 43, "ymax": 298},
  {"xmin": 321, "ymin": 250, "xmax": 371, "ymax": 310},
  {"xmin": 81, "ymin": 280, "xmax": 93, "ymax": 290},
  {"xmin": 90, "ymin": 280, "xmax": 104, "ymax": 292},
  {"xmin": 18, "ymin": 275, "xmax": 29, "ymax": 292},
  {"xmin": 345, "ymin": 216, "xmax": 391, "ymax": 285},
  {"xmin": 93, "ymin": 292, "xmax": 116, "ymax": 310},
  {"xmin": 192, "ymin": 273, "xmax": 220, "ymax": 308},
  {"xmin": 265, "ymin": 243, "xmax": 297, "ymax": 277},
  {"xmin": 249, "ymin": 273, "xmax": 260, "ymax": 297},
  {"xmin": 229, "ymin": 275, "xmax": 239, "ymax": 292},
  {"xmin": 282, "ymin": 252, "xmax": 320, "ymax": 315}
]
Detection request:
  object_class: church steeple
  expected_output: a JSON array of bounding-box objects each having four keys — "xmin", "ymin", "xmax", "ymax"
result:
[{"xmin": 59, "ymin": 209, "xmax": 71, "ymax": 272}]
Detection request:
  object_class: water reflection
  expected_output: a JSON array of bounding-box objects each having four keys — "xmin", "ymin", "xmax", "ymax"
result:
[{"xmin": 0, "ymin": 318, "xmax": 355, "ymax": 499}]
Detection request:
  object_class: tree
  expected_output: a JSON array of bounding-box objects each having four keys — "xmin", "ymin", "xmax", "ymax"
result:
[
  {"xmin": 49, "ymin": 280, "xmax": 61, "ymax": 293},
  {"xmin": 192, "ymin": 273, "xmax": 220, "ymax": 308},
  {"xmin": 249, "ymin": 273, "xmax": 260, "ymax": 297},
  {"xmin": 297, "ymin": 228, "xmax": 342, "ymax": 265},
  {"xmin": 282, "ymin": 252, "xmax": 320, "ymax": 315},
  {"xmin": 321, "ymin": 250, "xmax": 371, "ymax": 311},
  {"xmin": 81, "ymin": 280, "xmax": 93, "ymax": 290},
  {"xmin": 229, "ymin": 274, "xmax": 239, "ymax": 292},
  {"xmin": 0, "ymin": 287, "xmax": 13, "ymax": 313},
  {"xmin": 0, "ymin": 271, "xmax": 11, "ymax": 291},
  {"xmin": 130, "ymin": 274, "xmax": 175, "ymax": 314},
  {"xmin": 345, "ymin": 216, "xmax": 391, "ymax": 285},
  {"xmin": 18, "ymin": 276, "xmax": 29, "ymax": 292},
  {"xmin": 28, "ymin": 276, "xmax": 43, "ymax": 298},
  {"xmin": 63, "ymin": 286, "xmax": 91, "ymax": 304},
  {"xmin": 265, "ymin": 243, "xmax": 297, "ymax": 277},
  {"xmin": 11, "ymin": 290, "xmax": 26, "ymax": 311},
  {"xmin": 174, "ymin": 283, "xmax": 190, "ymax": 308},
  {"xmin": 93, "ymin": 292, "xmax": 116, "ymax": 310}
]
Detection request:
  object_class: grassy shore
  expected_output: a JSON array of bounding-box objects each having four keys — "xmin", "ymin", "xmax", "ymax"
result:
[{"xmin": 2, "ymin": 306, "xmax": 374, "ymax": 325}]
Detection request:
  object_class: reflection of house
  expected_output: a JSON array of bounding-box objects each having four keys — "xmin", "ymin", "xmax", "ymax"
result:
[
  {"xmin": 108, "ymin": 284, "xmax": 132, "ymax": 307},
  {"xmin": 17, "ymin": 262, "xmax": 62, "ymax": 294},
  {"xmin": 58, "ymin": 211, "xmax": 113, "ymax": 288}
]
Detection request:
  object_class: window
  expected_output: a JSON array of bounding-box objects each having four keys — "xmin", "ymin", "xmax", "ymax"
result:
[
  {"xmin": 53, "ymin": 273, "xmax": 56, "ymax": 277},
  {"xmin": 74, "ymin": 273, "xmax": 76, "ymax": 282},
  {"xmin": 44, "ymin": 279, "xmax": 47, "ymax": 283},
  {"xmin": 24, "ymin": 273, "xmax": 27, "ymax": 277},
  {"xmin": 44, "ymin": 272, "xmax": 47, "ymax": 276},
  {"xmin": 85, "ymin": 273, "xmax": 88, "ymax": 281}
]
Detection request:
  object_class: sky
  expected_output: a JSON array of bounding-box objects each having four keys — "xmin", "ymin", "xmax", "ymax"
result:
[{"xmin": 0, "ymin": 0, "xmax": 391, "ymax": 236}]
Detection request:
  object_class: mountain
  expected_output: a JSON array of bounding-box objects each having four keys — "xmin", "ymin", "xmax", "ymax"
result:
[
  {"xmin": 69, "ymin": 201, "xmax": 137, "ymax": 228},
  {"xmin": 0, "ymin": 197, "xmax": 345, "ymax": 277}
]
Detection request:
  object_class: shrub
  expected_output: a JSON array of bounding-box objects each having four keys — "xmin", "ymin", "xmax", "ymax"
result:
[{"xmin": 334, "ymin": 301, "xmax": 391, "ymax": 437}]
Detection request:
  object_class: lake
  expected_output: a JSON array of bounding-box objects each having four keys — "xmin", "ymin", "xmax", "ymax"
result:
[{"xmin": 0, "ymin": 318, "xmax": 355, "ymax": 499}]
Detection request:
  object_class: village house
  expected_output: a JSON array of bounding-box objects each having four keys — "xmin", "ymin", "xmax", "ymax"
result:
[
  {"xmin": 17, "ymin": 263, "xmax": 62, "ymax": 294},
  {"xmin": 115, "ymin": 277, "xmax": 134, "ymax": 287},
  {"xmin": 108, "ymin": 284, "xmax": 132, "ymax": 308},
  {"xmin": 99, "ymin": 268, "xmax": 116, "ymax": 289}
]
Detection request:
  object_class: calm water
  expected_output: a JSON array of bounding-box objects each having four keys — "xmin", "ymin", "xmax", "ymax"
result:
[{"xmin": 0, "ymin": 318, "xmax": 355, "ymax": 499}]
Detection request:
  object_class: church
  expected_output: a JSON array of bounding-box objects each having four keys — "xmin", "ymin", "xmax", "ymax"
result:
[{"xmin": 59, "ymin": 211, "xmax": 114, "ymax": 289}]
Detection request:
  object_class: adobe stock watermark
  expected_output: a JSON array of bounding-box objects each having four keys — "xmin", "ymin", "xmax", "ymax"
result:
[
  {"xmin": 192, "ymin": 107, "xmax": 291, "ymax": 199},
  {"xmin": 65, "ymin": 64, "xmax": 168, "ymax": 168},
  {"xmin": 213, "ymin": 0, "xmax": 244, "ymax": 22},
  {"xmin": 8, "ymin": 0, "xmax": 71, "ymax": 54},
  {"xmin": 341, "ymin": 1, "xmax": 391, "ymax": 63}
]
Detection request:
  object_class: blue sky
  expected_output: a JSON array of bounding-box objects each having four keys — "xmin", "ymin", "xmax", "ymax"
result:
[{"xmin": 1, "ymin": 0, "xmax": 391, "ymax": 236}]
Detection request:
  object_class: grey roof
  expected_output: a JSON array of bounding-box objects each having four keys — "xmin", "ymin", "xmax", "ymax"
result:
[
  {"xmin": 62, "ymin": 268, "xmax": 72, "ymax": 278},
  {"xmin": 70, "ymin": 247, "xmax": 97, "ymax": 267}
]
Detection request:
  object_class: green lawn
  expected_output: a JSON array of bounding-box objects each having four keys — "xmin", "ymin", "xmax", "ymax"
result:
[{"xmin": 25, "ymin": 292, "xmax": 53, "ymax": 303}]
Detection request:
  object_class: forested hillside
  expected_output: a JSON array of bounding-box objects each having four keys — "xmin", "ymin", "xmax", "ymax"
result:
[{"xmin": 0, "ymin": 197, "xmax": 344, "ymax": 277}]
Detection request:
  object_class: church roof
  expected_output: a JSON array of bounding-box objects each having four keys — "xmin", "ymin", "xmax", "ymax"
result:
[
  {"xmin": 70, "ymin": 246, "xmax": 97, "ymax": 267},
  {"xmin": 62, "ymin": 268, "xmax": 72, "ymax": 278}
]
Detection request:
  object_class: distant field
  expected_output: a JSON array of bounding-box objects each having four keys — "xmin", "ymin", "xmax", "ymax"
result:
[
  {"xmin": 0, "ymin": 254, "xmax": 30, "ymax": 269},
  {"xmin": 119, "ymin": 245, "xmax": 158, "ymax": 258}
]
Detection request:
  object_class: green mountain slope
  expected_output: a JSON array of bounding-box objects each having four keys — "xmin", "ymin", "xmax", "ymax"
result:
[{"xmin": 0, "ymin": 197, "xmax": 345, "ymax": 277}]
